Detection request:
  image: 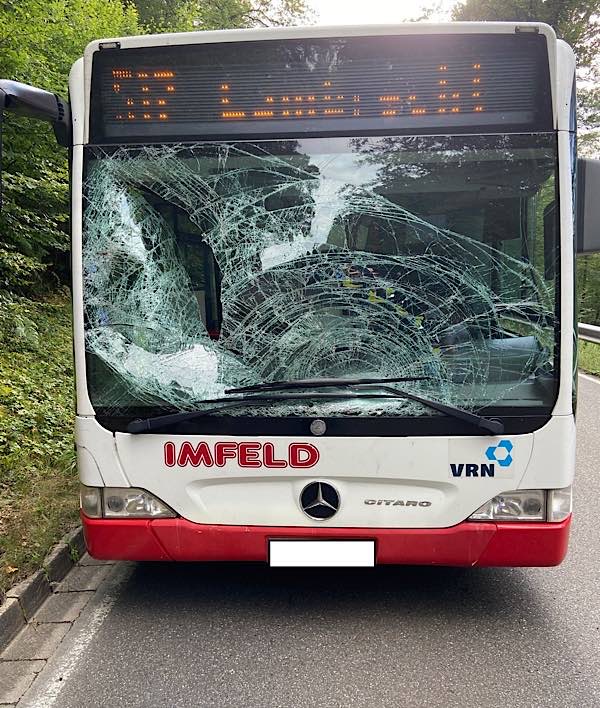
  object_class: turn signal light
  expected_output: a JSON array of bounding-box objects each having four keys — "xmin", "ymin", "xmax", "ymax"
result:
[
  {"xmin": 80, "ymin": 485, "xmax": 102, "ymax": 518},
  {"xmin": 547, "ymin": 486, "xmax": 572, "ymax": 521}
]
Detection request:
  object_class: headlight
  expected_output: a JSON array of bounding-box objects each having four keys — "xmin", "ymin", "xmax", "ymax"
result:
[
  {"xmin": 469, "ymin": 489, "xmax": 546, "ymax": 522},
  {"xmin": 103, "ymin": 487, "xmax": 176, "ymax": 518},
  {"xmin": 80, "ymin": 485, "xmax": 176, "ymax": 519},
  {"xmin": 469, "ymin": 487, "xmax": 573, "ymax": 522}
]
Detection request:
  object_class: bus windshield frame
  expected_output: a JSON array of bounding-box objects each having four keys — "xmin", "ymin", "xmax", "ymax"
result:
[{"xmin": 82, "ymin": 131, "xmax": 559, "ymax": 435}]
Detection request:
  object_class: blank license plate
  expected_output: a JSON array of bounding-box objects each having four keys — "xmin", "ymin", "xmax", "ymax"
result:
[{"xmin": 269, "ymin": 540, "xmax": 375, "ymax": 567}]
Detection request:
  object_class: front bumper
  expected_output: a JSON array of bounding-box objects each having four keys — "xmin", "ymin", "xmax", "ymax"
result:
[{"xmin": 81, "ymin": 512, "xmax": 571, "ymax": 567}]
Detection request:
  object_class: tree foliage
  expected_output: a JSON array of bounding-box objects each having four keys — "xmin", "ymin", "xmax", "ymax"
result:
[
  {"xmin": 0, "ymin": 0, "xmax": 140, "ymax": 293},
  {"xmin": 134, "ymin": 0, "xmax": 311, "ymax": 32}
]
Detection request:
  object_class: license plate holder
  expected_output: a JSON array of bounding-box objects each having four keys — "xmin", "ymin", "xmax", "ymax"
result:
[{"xmin": 268, "ymin": 540, "xmax": 375, "ymax": 567}]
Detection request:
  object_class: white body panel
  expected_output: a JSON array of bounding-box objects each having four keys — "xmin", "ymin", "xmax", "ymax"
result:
[
  {"xmin": 69, "ymin": 58, "xmax": 94, "ymax": 415},
  {"xmin": 71, "ymin": 414, "xmax": 574, "ymax": 528},
  {"xmin": 71, "ymin": 23, "xmax": 577, "ymax": 529},
  {"xmin": 554, "ymin": 127, "xmax": 577, "ymax": 415}
]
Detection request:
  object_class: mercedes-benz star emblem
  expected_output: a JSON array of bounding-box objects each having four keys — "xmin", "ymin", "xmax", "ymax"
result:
[{"xmin": 300, "ymin": 481, "xmax": 340, "ymax": 520}]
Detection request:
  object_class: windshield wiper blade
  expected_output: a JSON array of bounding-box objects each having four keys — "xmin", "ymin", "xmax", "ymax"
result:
[
  {"xmin": 226, "ymin": 377, "xmax": 503, "ymax": 435},
  {"xmin": 127, "ymin": 391, "xmax": 404, "ymax": 433},
  {"xmin": 226, "ymin": 375, "xmax": 430, "ymax": 395}
]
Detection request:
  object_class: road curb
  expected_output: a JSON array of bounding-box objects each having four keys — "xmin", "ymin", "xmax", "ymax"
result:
[
  {"xmin": 0, "ymin": 526, "xmax": 84, "ymax": 653},
  {"xmin": 7, "ymin": 571, "xmax": 52, "ymax": 621},
  {"xmin": 0, "ymin": 597, "xmax": 25, "ymax": 651}
]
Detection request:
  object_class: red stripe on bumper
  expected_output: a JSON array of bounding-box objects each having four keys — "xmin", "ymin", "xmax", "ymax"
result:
[
  {"xmin": 81, "ymin": 514, "xmax": 571, "ymax": 566},
  {"xmin": 81, "ymin": 513, "xmax": 571, "ymax": 567}
]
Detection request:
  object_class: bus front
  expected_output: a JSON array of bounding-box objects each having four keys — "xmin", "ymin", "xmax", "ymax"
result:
[{"xmin": 74, "ymin": 23, "xmax": 575, "ymax": 566}]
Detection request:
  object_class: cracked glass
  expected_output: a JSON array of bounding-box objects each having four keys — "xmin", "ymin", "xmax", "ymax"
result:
[{"xmin": 83, "ymin": 134, "xmax": 557, "ymax": 419}]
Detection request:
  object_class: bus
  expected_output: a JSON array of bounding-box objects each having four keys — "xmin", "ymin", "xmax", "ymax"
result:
[{"xmin": 2, "ymin": 23, "xmax": 599, "ymax": 567}]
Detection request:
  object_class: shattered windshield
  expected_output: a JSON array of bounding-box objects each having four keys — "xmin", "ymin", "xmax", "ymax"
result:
[{"xmin": 83, "ymin": 134, "xmax": 557, "ymax": 419}]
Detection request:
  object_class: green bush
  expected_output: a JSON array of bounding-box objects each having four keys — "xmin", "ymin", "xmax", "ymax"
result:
[
  {"xmin": 0, "ymin": 294, "xmax": 77, "ymax": 594},
  {"xmin": 579, "ymin": 340, "xmax": 600, "ymax": 377}
]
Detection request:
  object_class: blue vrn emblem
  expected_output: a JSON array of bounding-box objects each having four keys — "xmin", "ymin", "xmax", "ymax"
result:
[
  {"xmin": 485, "ymin": 439, "xmax": 514, "ymax": 468},
  {"xmin": 450, "ymin": 439, "xmax": 514, "ymax": 478}
]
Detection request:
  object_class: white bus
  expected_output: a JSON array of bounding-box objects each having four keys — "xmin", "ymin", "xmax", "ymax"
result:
[{"xmin": 2, "ymin": 23, "xmax": 599, "ymax": 567}]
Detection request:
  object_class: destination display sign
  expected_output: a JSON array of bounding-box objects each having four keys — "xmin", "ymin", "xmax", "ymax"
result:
[{"xmin": 90, "ymin": 33, "xmax": 552, "ymax": 141}]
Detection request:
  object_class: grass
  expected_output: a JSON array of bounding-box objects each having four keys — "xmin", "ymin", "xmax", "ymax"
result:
[
  {"xmin": 0, "ymin": 292, "xmax": 78, "ymax": 598},
  {"xmin": 578, "ymin": 340, "xmax": 600, "ymax": 377}
]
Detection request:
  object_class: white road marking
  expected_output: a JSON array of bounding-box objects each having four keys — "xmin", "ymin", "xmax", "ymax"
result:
[
  {"xmin": 21, "ymin": 564, "xmax": 132, "ymax": 708},
  {"xmin": 579, "ymin": 372, "xmax": 600, "ymax": 385}
]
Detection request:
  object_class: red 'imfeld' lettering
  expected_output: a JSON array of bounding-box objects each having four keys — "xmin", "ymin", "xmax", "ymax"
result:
[
  {"xmin": 165, "ymin": 441, "xmax": 320, "ymax": 469},
  {"xmin": 164, "ymin": 441, "xmax": 176, "ymax": 467},
  {"xmin": 263, "ymin": 442, "xmax": 287, "ymax": 468},
  {"xmin": 215, "ymin": 442, "xmax": 238, "ymax": 467},
  {"xmin": 289, "ymin": 443, "xmax": 320, "ymax": 468},
  {"xmin": 238, "ymin": 442, "xmax": 262, "ymax": 468},
  {"xmin": 177, "ymin": 441, "xmax": 214, "ymax": 467}
]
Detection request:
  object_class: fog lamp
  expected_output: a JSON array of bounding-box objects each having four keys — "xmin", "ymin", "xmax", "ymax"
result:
[
  {"xmin": 80, "ymin": 485, "xmax": 102, "ymax": 518},
  {"xmin": 469, "ymin": 489, "xmax": 546, "ymax": 522},
  {"xmin": 102, "ymin": 487, "xmax": 176, "ymax": 518},
  {"xmin": 547, "ymin": 486, "xmax": 572, "ymax": 522}
]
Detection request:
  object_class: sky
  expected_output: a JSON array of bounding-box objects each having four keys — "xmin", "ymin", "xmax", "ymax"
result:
[{"xmin": 310, "ymin": 0, "xmax": 457, "ymax": 25}]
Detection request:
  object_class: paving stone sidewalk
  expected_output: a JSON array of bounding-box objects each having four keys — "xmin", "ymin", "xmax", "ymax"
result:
[{"xmin": 0, "ymin": 554, "xmax": 114, "ymax": 706}]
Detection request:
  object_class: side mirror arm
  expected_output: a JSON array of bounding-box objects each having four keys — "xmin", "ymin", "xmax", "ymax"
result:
[{"xmin": 0, "ymin": 80, "xmax": 71, "ymax": 147}]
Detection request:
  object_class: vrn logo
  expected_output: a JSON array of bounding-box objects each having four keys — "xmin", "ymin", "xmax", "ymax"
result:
[{"xmin": 450, "ymin": 440, "xmax": 514, "ymax": 478}]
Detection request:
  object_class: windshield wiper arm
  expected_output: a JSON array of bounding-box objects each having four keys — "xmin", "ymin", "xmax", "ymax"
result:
[
  {"xmin": 226, "ymin": 377, "xmax": 503, "ymax": 435},
  {"xmin": 376, "ymin": 385, "xmax": 503, "ymax": 435},
  {"xmin": 226, "ymin": 375, "xmax": 430, "ymax": 395},
  {"xmin": 128, "ymin": 379, "xmax": 503, "ymax": 436},
  {"xmin": 127, "ymin": 391, "xmax": 405, "ymax": 433}
]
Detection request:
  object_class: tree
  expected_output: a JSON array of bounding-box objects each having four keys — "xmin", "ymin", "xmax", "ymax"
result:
[
  {"xmin": 133, "ymin": 0, "xmax": 312, "ymax": 33},
  {"xmin": 0, "ymin": 0, "xmax": 140, "ymax": 292}
]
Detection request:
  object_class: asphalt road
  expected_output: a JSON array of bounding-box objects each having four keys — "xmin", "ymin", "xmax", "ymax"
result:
[{"xmin": 22, "ymin": 376, "xmax": 600, "ymax": 708}]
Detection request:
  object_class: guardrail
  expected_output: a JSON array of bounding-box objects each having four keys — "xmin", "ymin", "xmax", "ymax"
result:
[{"xmin": 579, "ymin": 323, "xmax": 600, "ymax": 344}]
